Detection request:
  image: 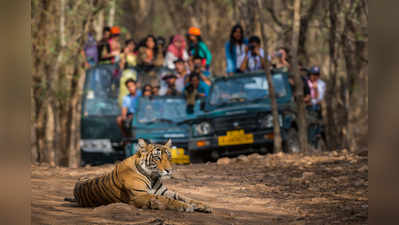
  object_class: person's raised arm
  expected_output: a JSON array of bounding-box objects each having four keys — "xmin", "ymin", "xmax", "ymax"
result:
[
  {"xmin": 200, "ymin": 73, "xmax": 212, "ymax": 86},
  {"xmin": 239, "ymin": 46, "xmax": 249, "ymax": 72},
  {"xmin": 259, "ymin": 48, "xmax": 266, "ymax": 69}
]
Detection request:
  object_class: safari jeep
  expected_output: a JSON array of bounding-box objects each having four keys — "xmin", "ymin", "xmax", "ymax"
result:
[
  {"xmin": 187, "ymin": 71, "xmax": 300, "ymax": 162},
  {"xmin": 80, "ymin": 64, "xmax": 125, "ymax": 165},
  {"xmin": 80, "ymin": 65, "xmax": 175, "ymax": 165},
  {"xmin": 124, "ymin": 96, "xmax": 197, "ymax": 164}
]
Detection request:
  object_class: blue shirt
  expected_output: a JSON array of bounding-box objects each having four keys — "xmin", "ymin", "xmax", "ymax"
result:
[
  {"xmin": 197, "ymin": 81, "xmax": 210, "ymax": 96},
  {"xmin": 122, "ymin": 91, "xmax": 142, "ymax": 114}
]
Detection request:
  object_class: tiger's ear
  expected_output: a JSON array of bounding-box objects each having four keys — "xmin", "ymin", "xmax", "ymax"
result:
[{"xmin": 165, "ymin": 139, "xmax": 172, "ymax": 148}]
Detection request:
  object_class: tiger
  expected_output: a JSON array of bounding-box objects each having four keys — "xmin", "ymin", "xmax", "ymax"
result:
[{"xmin": 64, "ymin": 139, "xmax": 211, "ymax": 213}]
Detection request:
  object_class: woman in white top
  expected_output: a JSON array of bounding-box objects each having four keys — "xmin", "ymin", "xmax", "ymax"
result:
[{"xmin": 164, "ymin": 34, "xmax": 189, "ymax": 69}]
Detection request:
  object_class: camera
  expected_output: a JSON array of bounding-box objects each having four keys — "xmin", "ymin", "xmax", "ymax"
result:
[
  {"xmin": 248, "ymin": 44, "xmax": 257, "ymax": 56},
  {"xmin": 248, "ymin": 44, "xmax": 255, "ymax": 52},
  {"xmin": 157, "ymin": 38, "xmax": 165, "ymax": 46},
  {"xmin": 274, "ymin": 51, "xmax": 283, "ymax": 58},
  {"xmin": 193, "ymin": 64, "xmax": 201, "ymax": 72}
]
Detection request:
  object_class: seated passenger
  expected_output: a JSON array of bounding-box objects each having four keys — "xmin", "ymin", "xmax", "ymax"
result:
[
  {"xmin": 137, "ymin": 35, "xmax": 163, "ymax": 67},
  {"xmin": 116, "ymin": 79, "xmax": 142, "ymax": 138},
  {"xmin": 187, "ymin": 27, "xmax": 212, "ymax": 70},
  {"xmin": 152, "ymin": 85, "xmax": 160, "ymax": 96},
  {"xmin": 159, "ymin": 71, "xmax": 181, "ymax": 96},
  {"xmin": 119, "ymin": 39, "xmax": 137, "ymax": 69},
  {"xmin": 225, "ymin": 24, "xmax": 248, "ymax": 76},
  {"xmin": 239, "ymin": 35, "xmax": 265, "ymax": 72},
  {"xmin": 164, "ymin": 35, "xmax": 189, "ymax": 69},
  {"xmin": 97, "ymin": 26, "xmax": 112, "ymax": 64},
  {"xmin": 174, "ymin": 58, "xmax": 190, "ymax": 91},
  {"xmin": 118, "ymin": 69, "xmax": 137, "ymax": 106},
  {"xmin": 142, "ymin": 84, "xmax": 153, "ymax": 97}
]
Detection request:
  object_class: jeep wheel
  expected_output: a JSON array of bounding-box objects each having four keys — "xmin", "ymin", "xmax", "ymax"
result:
[{"xmin": 284, "ymin": 128, "xmax": 301, "ymax": 153}]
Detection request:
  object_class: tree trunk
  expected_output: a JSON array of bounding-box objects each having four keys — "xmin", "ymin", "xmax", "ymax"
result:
[
  {"xmin": 108, "ymin": 0, "xmax": 116, "ymax": 26},
  {"xmin": 257, "ymin": 0, "xmax": 283, "ymax": 153},
  {"xmin": 291, "ymin": 0, "xmax": 308, "ymax": 152},
  {"xmin": 46, "ymin": 103, "xmax": 56, "ymax": 167},
  {"xmin": 325, "ymin": 0, "xmax": 341, "ymax": 150},
  {"xmin": 95, "ymin": 10, "xmax": 104, "ymax": 41}
]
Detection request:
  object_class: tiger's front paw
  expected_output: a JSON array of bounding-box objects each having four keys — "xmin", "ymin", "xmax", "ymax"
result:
[
  {"xmin": 190, "ymin": 201, "xmax": 212, "ymax": 213},
  {"xmin": 174, "ymin": 202, "xmax": 194, "ymax": 212}
]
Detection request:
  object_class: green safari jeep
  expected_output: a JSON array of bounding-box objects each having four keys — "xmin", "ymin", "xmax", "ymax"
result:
[{"xmin": 187, "ymin": 71, "xmax": 300, "ymax": 162}]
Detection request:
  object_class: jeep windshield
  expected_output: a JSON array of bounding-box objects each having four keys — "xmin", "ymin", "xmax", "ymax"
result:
[
  {"xmin": 136, "ymin": 97, "xmax": 188, "ymax": 124},
  {"xmin": 83, "ymin": 65, "xmax": 121, "ymax": 116},
  {"xmin": 208, "ymin": 73, "xmax": 288, "ymax": 107}
]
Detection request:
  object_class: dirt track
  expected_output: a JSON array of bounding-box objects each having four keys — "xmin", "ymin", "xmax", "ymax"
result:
[{"xmin": 31, "ymin": 150, "xmax": 368, "ymax": 225}]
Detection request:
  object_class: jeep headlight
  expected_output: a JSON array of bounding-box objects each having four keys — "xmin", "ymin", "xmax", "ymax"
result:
[
  {"xmin": 193, "ymin": 122, "xmax": 211, "ymax": 136},
  {"xmin": 259, "ymin": 114, "xmax": 283, "ymax": 128}
]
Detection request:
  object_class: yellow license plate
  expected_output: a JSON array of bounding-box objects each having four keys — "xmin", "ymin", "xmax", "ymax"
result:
[
  {"xmin": 218, "ymin": 129, "xmax": 254, "ymax": 146},
  {"xmin": 170, "ymin": 148, "xmax": 190, "ymax": 164}
]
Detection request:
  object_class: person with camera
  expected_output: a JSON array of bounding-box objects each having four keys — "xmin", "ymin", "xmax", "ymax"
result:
[
  {"xmin": 225, "ymin": 24, "xmax": 248, "ymax": 76},
  {"xmin": 184, "ymin": 72, "xmax": 211, "ymax": 114},
  {"xmin": 239, "ymin": 35, "xmax": 265, "ymax": 72},
  {"xmin": 271, "ymin": 47, "xmax": 290, "ymax": 73},
  {"xmin": 159, "ymin": 71, "xmax": 181, "ymax": 96}
]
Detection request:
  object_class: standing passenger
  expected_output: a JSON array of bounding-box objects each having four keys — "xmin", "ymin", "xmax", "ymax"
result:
[
  {"xmin": 108, "ymin": 26, "xmax": 122, "ymax": 64},
  {"xmin": 239, "ymin": 36, "xmax": 266, "ymax": 72},
  {"xmin": 187, "ymin": 27, "xmax": 212, "ymax": 70},
  {"xmin": 97, "ymin": 26, "xmax": 112, "ymax": 64},
  {"xmin": 307, "ymin": 66, "xmax": 326, "ymax": 119},
  {"xmin": 120, "ymin": 39, "xmax": 137, "ymax": 69},
  {"xmin": 225, "ymin": 24, "xmax": 248, "ymax": 76},
  {"xmin": 164, "ymin": 35, "xmax": 189, "ymax": 69}
]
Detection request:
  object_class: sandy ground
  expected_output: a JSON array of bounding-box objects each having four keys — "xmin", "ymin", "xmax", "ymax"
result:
[{"xmin": 31, "ymin": 150, "xmax": 368, "ymax": 225}]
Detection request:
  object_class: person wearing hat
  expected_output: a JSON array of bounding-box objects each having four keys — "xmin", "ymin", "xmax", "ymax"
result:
[
  {"xmin": 108, "ymin": 26, "xmax": 121, "ymax": 63},
  {"xmin": 307, "ymin": 66, "xmax": 326, "ymax": 118},
  {"xmin": 187, "ymin": 27, "xmax": 212, "ymax": 69},
  {"xmin": 159, "ymin": 71, "xmax": 181, "ymax": 96}
]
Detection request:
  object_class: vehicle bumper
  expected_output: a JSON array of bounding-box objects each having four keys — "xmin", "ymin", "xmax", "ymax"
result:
[{"xmin": 189, "ymin": 130, "xmax": 275, "ymax": 151}]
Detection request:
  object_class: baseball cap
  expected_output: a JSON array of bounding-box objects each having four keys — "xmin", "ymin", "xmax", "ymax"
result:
[{"xmin": 309, "ymin": 66, "xmax": 320, "ymax": 75}]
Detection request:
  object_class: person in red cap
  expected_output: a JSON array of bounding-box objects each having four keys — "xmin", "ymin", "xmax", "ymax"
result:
[
  {"xmin": 108, "ymin": 26, "xmax": 121, "ymax": 63},
  {"xmin": 186, "ymin": 27, "xmax": 212, "ymax": 70}
]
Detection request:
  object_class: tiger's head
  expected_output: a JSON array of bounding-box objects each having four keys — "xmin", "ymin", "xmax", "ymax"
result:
[{"xmin": 135, "ymin": 139, "xmax": 173, "ymax": 179}]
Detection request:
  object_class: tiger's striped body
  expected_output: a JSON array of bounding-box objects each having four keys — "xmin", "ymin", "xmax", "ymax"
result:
[{"xmin": 69, "ymin": 139, "xmax": 211, "ymax": 213}]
